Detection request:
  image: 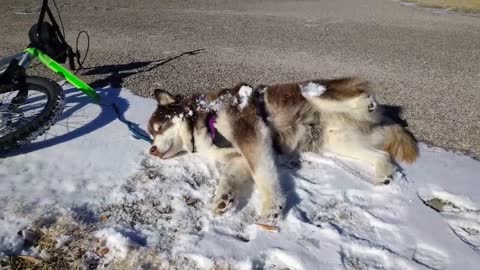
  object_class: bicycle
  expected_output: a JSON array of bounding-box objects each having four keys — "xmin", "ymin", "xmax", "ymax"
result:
[{"xmin": 0, "ymin": 0, "xmax": 100, "ymax": 153}]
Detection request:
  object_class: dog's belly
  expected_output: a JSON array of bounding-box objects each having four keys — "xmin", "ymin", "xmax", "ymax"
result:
[
  {"xmin": 268, "ymin": 104, "xmax": 324, "ymax": 154},
  {"xmin": 273, "ymin": 122, "xmax": 324, "ymax": 154}
]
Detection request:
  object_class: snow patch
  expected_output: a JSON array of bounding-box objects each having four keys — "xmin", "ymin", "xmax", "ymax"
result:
[
  {"xmin": 413, "ymin": 244, "xmax": 448, "ymax": 270},
  {"xmin": 185, "ymin": 254, "xmax": 214, "ymax": 269},
  {"xmin": 238, "ymin": 85, "xmax": 253, "ymax": 110},
  {"xmin": 95, "ymin": 228, "xmax": 130, "ymax": 262},
  {"xmin": 54, "ymin": 235, "xmax": 71, "ymax": 249},
  {"xmin": 299, "ymin": 82, "xmax": 326, "ymax": 97},
  {"xmin": 196, "ymin": 93, "xmax": 238, "ymax": 112},
  {"xmin": 1, "ymin": 86, "xmax": 480, "ymax": 269}
]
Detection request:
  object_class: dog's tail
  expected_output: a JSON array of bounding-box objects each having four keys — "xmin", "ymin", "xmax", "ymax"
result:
[{"xmin": 383, "ymin": 124, "xmax": 418, "ymax": 163}]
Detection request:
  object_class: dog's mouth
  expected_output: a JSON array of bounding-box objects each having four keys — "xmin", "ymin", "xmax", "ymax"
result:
[
  {"xmin": 155, "ymin": 143, "xmax": 189, "ymax": 159},
  {"xmin": 150, "ymin": 143, "xmax": 173, "ymax": 159},
  {"xmin": 162, "ymin": 150, "xmax": 188, "ymax": 159}
]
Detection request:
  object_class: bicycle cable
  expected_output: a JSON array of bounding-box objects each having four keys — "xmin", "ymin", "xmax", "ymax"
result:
[
  {"xmin": 75, "ymin": 31, "xmax": 90, "ymax": 71},
  {"xmin": 52, "ymin": 0, "xmax": 65, "ymax": 39},
  {"xmin": 49, "ymin": 0, "xmax": 90, "ymax": 86},
  {"xmin": 29, "ymin": 1, "xmax": 90, "ymax": 73}
]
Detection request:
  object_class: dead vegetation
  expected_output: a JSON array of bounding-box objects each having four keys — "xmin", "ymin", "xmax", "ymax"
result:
[
  {"xmin": 0, "ymin": 214, "xmax": 98, "ymax": 270},
  {"xmin": 0, "ymin": 211, "xmax": 205, "ymax": 270}
]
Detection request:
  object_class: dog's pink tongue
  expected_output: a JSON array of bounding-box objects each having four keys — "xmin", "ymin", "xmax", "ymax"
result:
[{"xmin": 208, "ymin": 115, "xmax": 217, "ymax": 139}]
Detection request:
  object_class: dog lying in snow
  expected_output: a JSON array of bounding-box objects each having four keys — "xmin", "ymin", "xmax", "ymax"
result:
[{"xmin": 147, "ymin": 78, "xmax": 418, "ymax": 223}]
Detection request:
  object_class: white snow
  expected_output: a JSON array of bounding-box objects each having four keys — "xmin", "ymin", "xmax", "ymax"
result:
[
  {"xmin": 299, "ymin": 82, "xmax": 327, "ymax": 97},
  {"xmin": 238, "ymin": 85, "xmax": 253, "ymax": 110},
  {"xmin": 95, "ymin": 228, "xmax": 130, "ymax": 263},
  {"xmin": 1, "ymin": 85, "xmax": 480, "ymax": 269},
  {"xmin": 54, "ymin": 235, "xmax": 71, "ymax": 249},
  {"xmin": 197, "ymin": 93, "xmax": 238, "ymax": 112}
]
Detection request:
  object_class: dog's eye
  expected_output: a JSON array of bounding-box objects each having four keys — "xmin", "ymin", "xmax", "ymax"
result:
[
  {"xmin": 158, "ymin": 120, "xmax": 170, "ymax": 130},
  {"xmin": 368, "ymin": 102, "xmax": 376, "ymax": 112}
]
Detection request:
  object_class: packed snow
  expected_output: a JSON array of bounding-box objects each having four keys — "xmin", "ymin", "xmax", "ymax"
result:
[{"xmin": 1, "ymin": 86, "xmax": 480, "ymax": 269}]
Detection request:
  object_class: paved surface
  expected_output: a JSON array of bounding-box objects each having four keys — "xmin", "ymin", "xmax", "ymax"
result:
[{"xmin": 1, "ymin": 0, "xmax": 479, "ymax": 157}]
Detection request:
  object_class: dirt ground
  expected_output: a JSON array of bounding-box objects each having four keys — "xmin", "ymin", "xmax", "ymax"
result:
[{"xmin": 1, "ymin": 0, "xmax": 479, "ymax": 157}]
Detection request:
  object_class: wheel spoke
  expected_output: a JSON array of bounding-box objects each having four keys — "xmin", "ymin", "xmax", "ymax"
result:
[{"xmin": 0, "ymin": 88, "xmax": 49, "ymax": 138}]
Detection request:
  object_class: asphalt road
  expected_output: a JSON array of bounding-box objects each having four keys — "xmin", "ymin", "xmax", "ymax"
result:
[{"xmin": 1, "ymin": 0, "xmax": 479, "ymax": 157}]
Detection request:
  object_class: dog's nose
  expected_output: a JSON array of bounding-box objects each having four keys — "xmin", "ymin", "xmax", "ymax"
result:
[{"xmin": 150, "ymin": 145, "xmax": 158, "ymax": 156}]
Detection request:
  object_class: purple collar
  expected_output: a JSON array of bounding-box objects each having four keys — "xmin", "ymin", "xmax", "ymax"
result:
[
  {"xmin": 205, "ymin": 112, "xmax": 233, "ymax": 148},
  {"xmin": 207, "ymin": 114, "xmax": 217, "ymax": 139}
]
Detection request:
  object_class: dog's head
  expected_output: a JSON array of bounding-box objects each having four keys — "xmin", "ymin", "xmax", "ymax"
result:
[{"xmin": 147, "ymin": 89, "xmax": 194, "ymax": 159}]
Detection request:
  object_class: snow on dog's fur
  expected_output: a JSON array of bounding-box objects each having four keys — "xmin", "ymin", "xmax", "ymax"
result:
[{"xmin": 147, "ymin": 77, "xmax": 418, "ymax": 224}]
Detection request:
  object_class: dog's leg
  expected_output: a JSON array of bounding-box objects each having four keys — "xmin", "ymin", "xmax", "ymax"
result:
[
  {"xmin": 339, "ymin": 147, "xmax": 395, "ymax": 184},
  {"xmin": 354, "ymin": 148, "xmax": 395, "ymax": 184},
  {"xmin": 217, "ymin": 111, "xmax": 285, "ymax": 223},
  {"xmin": 212, "ymin": 156, "xmax": 253, "ymax": 214},
  {"xmin": 325, "ymin": 130, "xmax": 396, "ymax": 184},
  {"xmin": 193, "ymin": 114, "xmax": 253, "ymax": 215}
]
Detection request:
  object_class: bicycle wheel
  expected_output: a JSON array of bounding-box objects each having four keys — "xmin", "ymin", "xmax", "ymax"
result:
[{"xmin": 0, "ymin": 76, "xmax": 65, "ymax": 153}]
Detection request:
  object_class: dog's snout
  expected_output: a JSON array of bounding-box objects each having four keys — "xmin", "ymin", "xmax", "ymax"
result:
[{"xmin": 150, "ymin": 145, "xmax": 159, "ymax": 156}]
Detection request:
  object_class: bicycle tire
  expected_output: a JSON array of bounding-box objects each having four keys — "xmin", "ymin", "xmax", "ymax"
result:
[{"xmin": 0, "ymin": 76, "xmax": 65, "ymax": 153}]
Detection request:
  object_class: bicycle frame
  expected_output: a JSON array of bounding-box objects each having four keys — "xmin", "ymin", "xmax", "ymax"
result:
[
  {"xmin": 1, "ymin": 49, "xmax": 100, "ymax": 103},
  {"xmin": 0, "ymin": 0, "xmax": 103, "ymax": 152},
  {"xmin": 24, "ymin": 48, "xmax": 100, "ymax": 103}
]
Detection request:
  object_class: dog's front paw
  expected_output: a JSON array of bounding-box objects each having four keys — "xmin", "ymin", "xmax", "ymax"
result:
[{"xmin": 212, "ymin": 191, "xmax": 235, "ymax": 215}]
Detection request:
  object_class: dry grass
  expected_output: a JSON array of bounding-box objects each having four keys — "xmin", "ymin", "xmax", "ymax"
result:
[
  {"xmin": 0, "ymin": 212, "xmax": 202, "ymax": 270},
  {"xmin": 424, "ymin": 197, "xmax": 449, "ymax": 212},
  {"xmin": 404, "ymin": 0, "xmax": 480, "ymax": 13},
  {"xmin": 0, "ymin": 215, "xmax": 96, "ymax": 270}
]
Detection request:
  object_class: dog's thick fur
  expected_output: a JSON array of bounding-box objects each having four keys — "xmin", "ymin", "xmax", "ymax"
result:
[{"xmin": 147, "ymin": 77, "xmax": 418, "ymax": 223}]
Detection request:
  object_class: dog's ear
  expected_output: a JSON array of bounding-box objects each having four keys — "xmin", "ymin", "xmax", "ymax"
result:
[{"xmin": 154, "ymin": 89, "xmax": 176, "ymax": 106}]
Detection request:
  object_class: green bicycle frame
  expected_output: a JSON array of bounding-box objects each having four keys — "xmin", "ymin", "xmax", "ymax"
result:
[{"xmin": 24, "ymin": 47, "xmax": 101, "ymax": 103}]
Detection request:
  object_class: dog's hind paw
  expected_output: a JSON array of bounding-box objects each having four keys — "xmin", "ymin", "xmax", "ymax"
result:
[
  {"xmin": 258, "ymin": 198, "xmax": 285, "ymax": 225},
  {"xmin": 374, "ymin": 168, "xmax": 405, "ymax": 185},
  {"xmin": 381, "ymin": 175, "xmax": 393, "ymax": 185},
  {"xmin": 212, "ymin": 192, "xmax": 235, "ymax": 215},
  {"xmin": 373, "ymin": 160, "xmax": 398, "ymax": 185},
  {"xmin": 372, "ymin": 173, "xmax": 394, "ymax": 185}
]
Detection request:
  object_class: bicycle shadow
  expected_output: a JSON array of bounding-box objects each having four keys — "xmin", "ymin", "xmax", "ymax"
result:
[
  {"xmin": 4, "ymin": 86, "xmax": 130, "ymax": 157},
  {"xmin": 82, "ymin": 49, "xmax": 205, "ymax": 88},
  {"xmin": 2, "ymin": 49, "xmax": 205, "ymax": 157}
]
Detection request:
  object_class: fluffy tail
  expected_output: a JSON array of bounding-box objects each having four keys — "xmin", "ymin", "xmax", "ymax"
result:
[{"xmin": 383, "ymin": 124, "xmax": 418, "ymax": 163}]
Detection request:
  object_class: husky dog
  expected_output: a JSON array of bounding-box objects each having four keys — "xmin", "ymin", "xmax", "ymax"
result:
[{"xmin": 147, "ymin": 78, "xmax": 418, "ymax": 223}]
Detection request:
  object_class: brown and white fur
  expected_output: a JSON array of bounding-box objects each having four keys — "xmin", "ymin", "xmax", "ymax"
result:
[{"xmin": 147, "ymin": 77, "xmax": 418, "ymax": 223}]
